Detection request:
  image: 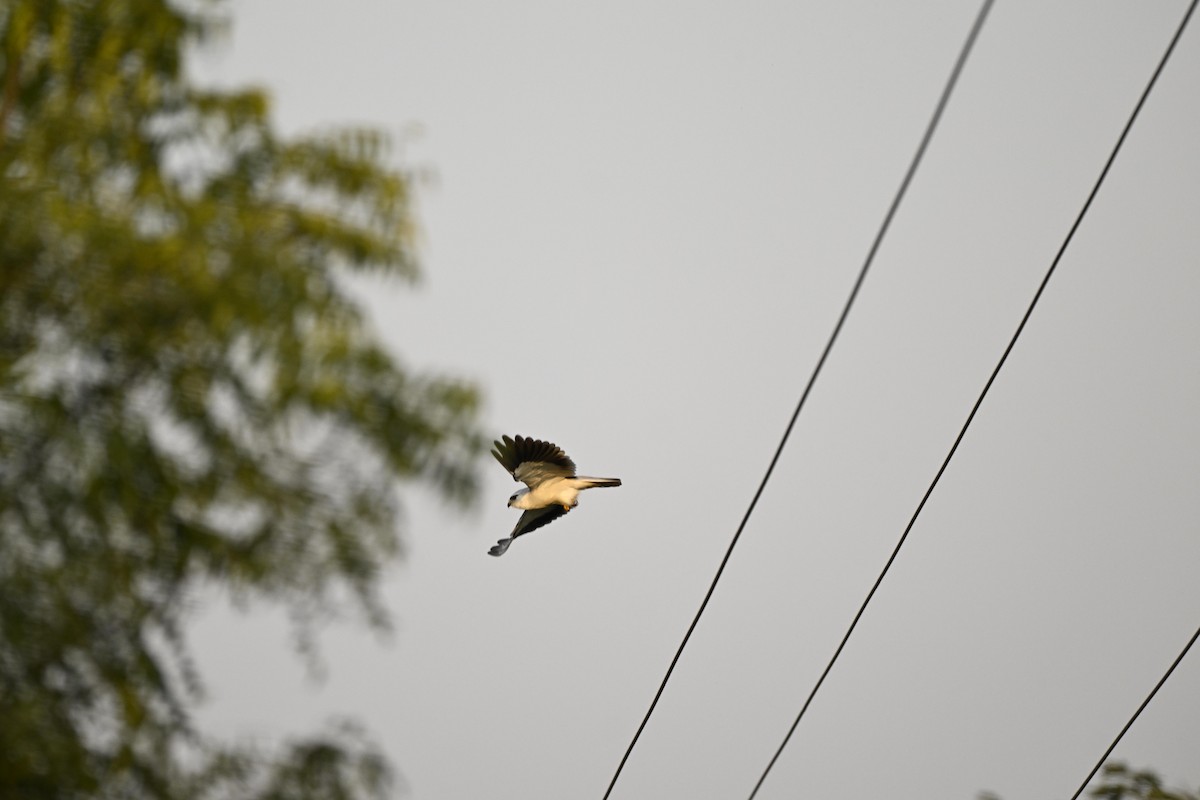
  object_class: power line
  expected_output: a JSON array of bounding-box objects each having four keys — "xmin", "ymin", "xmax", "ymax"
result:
[
  {"xmin": 599, "ymin": 2, "xmax": 996, "ymax": 797},
  {"xmin": 1067, "ymin": 623, "xmax": 1200, "ymax": 800},
  {"xmin": 747, "ymin": 1, "xmax": 1199, "ymax": 797}
]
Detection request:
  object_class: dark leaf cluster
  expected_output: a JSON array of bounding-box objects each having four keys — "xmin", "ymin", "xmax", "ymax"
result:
[{"xmin": 0, "ymin": 1, "xmax": 483, "ymax": 796}]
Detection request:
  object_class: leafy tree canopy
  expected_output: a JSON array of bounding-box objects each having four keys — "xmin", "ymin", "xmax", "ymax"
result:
[
  {"xmin": 1089, "ymin": 764, "xmax": 1200, "ymax": 800},
  {"xmin": 980, "ymin": 764, "xmax": 1199, "ymax": 800},
  {"xmin": 0, "ymin": 0, "xmax": 482, "ymax": 796}
]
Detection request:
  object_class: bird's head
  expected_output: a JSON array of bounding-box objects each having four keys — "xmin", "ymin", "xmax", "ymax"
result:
[{"xmin": 507, "ymin": 488, "xmax": 528, "ymax": 508}]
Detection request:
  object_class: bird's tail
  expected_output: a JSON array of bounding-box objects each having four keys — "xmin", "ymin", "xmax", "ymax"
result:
[
  {"xmin": 576, "ymin": 476, "xmax": 622, "ymax": 489},
  {"xmin": 488, "ymin": 537, "xmax": 514, "ymax": 557}
]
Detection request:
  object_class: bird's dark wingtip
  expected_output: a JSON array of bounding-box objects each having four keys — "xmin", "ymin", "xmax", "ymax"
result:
[{"xmin": 488, "ymin": 537, "xmax": 513, "ymax": 557}]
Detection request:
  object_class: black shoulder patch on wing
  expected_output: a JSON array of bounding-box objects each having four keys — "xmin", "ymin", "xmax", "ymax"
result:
[{"xmin": 491, "ymin": 435, "xmax": 577, "ymax": 477}]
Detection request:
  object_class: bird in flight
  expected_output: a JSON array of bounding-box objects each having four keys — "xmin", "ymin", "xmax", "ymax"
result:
[{"xmin": 488, "ymin": 435, "xmax": 621, "ymax": 556}]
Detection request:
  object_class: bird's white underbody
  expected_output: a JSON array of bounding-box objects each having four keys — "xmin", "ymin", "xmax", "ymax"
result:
[
  {"xmin": 508, "ymin": 476, "xmax": 618, "ymax": 512},
  {"xmin": 489, "ymin": 435, "xmax": 621, "ymax": 556}
]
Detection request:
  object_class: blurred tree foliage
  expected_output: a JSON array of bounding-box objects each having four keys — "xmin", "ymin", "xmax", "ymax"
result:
[
  {"xmin": 979, "ymin": 764, "xmax": 1199, "ymax": 800},
  {"xmin": 1088, "ymin": 764, "xmax": 1200, "ymax": 800},
  {"xmin": 0, "ymin": 0, "xmax": 482, "ymax": 797}
]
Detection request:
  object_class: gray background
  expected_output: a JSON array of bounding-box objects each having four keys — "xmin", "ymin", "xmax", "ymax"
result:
[{"xmin": 188, "ymin": 1, "xmax": 1200, "ymax": 798}]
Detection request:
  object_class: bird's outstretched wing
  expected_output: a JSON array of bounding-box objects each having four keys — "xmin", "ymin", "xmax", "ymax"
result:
[
  {"xmin": 491, "ymin": 435, "xmax": 576, "ymax": 489},
  {"xmin": 488, "ymin": 505, "xmax": 571, "ymax": 556}
]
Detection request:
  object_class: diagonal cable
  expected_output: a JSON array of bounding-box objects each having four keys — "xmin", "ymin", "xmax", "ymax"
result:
[
  {"xmin": 747, "ymin": 1, "xmax": 1198, "ymax": 796},
  {"xmin": 599, "ymin": 2, "xmax": 996, "ymax": 796},
  {"xmin": 1067, "ymin": 622, "xmax": 1200, "ymax": 800}
]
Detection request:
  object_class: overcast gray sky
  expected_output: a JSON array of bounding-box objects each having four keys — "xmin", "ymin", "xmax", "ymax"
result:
[{"xmin": 187, "ymin": 1, "xmax": 1200, "ymax": 798}]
